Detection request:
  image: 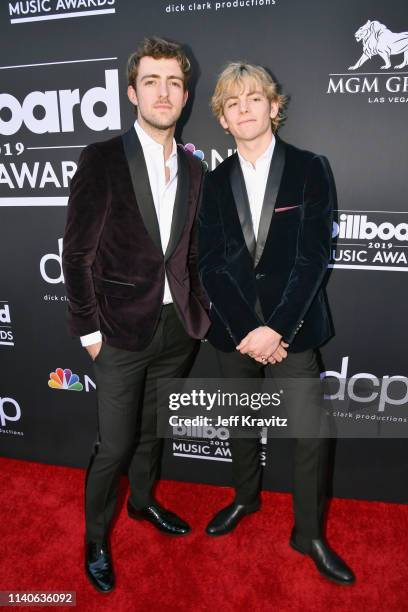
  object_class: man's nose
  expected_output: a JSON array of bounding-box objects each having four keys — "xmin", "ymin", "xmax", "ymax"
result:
[
  {"xmin": 159, "ymin": 80, "xmax": 169, "ymax": 98},
  {"xmin": 239, "ymin": 99, "xmax": 248, "ymax": 113}
]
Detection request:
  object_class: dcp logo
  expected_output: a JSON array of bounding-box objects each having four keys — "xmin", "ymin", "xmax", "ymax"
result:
[
  {"xmin": 322, "ymin": 357, "xmax": 408, "ymax": 412},
  {"xmin": 40, "ymin": 238, "xmax": 64, "ymax": 284},
  {"xmin": 0, "ymin": 397, "xmax": 21, "ymax": 427}
]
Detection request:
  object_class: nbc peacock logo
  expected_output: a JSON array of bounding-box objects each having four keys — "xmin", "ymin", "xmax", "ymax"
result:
[
  {"xmin": 183, "ymin": 143, "xmax": 208, "ymax": 171},
  {"xmin": 48, "ymin": 368, "xmax": 83, "ymax": 391}
]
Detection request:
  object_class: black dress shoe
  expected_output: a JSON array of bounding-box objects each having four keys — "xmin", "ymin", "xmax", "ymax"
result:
[
  {"xmin": 206, "ymin": 500, "xmax": 260, "ymax": 536},
  {"xmin": 290, "ymin": 531, "xmax": 355, "ymax": 585},
  {"xmin": 127, "ymin": 500, "xmax": 191, "ymax": 535},
  {"xmin": 85, "ymin": 540, "xmax": 115, "ymax": 593}
]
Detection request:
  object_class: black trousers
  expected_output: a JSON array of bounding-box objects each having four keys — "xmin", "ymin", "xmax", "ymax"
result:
[
  {"xmin": 215, "ymin": 348, "xmax": 329, "ymax": 543},
  {"xmin": 85, "ymin": 304, "xmax": 197, "ymax": 543}
]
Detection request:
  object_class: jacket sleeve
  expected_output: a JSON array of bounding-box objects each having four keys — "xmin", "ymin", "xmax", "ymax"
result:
[
  {"xmin": 62, "ymin": 144, "xmax": 111, "ymax": 337},
  {"xmin": 266, "ymin": 155, "xmax": 333, "ymax": 343},
  {"xmin": 198, "ymin": 174, "xmax": 263, "ymax": 344}
]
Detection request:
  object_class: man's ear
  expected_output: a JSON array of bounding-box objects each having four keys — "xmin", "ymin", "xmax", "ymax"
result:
[
  {"xmin": 183, "ymin": 88, "xmax": 189, "ymax": 107},
  {"xmin": 270, "ymin": 100, "xmax": 279, "ymax": 120},
  {"xmin": 127, "ymin": 85, "xmax": 138, "ymax": 107},
  {"xmin": 219, "ymin": 114, "xmax": 228, "ymax": 131}
]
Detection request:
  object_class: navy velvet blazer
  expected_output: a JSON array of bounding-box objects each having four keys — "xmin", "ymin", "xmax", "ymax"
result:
[
  {"xmin": 198, "ymin": 137, "xmax": 334, "ymax": 353},
  {"xmin": 62, "ymin": 127, "xmax": 210, "ymax": 351}
]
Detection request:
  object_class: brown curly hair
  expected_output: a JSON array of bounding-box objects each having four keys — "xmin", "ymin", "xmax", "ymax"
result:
[{"xmin": 127, "ymin": 36, "xmax": 191, "ymax": 90}]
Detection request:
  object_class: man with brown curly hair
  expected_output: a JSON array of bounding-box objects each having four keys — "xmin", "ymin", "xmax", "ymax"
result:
[
  {"xmin": 198, "ymin": 62, "xmax": 355, "ymax": 585},
  {"xmin": 63, "ymin": 37, "xmax": 210, "ymax": 592}
]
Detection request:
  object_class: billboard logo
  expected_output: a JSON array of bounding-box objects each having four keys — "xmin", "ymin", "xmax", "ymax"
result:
[
  {"xmin": 172, "ymin": 424, "xmax": 231, "ymax": 461},
  {"xmin": 173, "ymin": 424, "xmax": 229, "ymax": 440},
  {"xmin": 330, "ymin": 211, "xmax": 408, "ymax": 271},
  {"xmin": 0, "ymin": 397, "xmax": 21, "ymax": 427},
  {"xmin": 0, "ymin": 57, "xmax": 121, "ymax": 203},
  {"xmin": 0, "ymin": 301, "xmax": 14, "ymax": 346},
  {"xmin": 172, "ymin": 426, "xmax": 266, "ymax": 464},
  {"xmin": 0, "ymin": 70, "xmax": 120, "ymax": 137},
  {"xmin": 333, "ymin": 214, "xmax": 408, "ymax": 242},
  {"xmin": 348, "ymin": 20, "xmax": 408, "ymax": 71},
  {"xmin": 48, "ymin": 368, "xmax": 84, "ymax": 391}
]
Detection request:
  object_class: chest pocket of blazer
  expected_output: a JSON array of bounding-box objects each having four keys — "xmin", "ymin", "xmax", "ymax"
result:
[
  {"xmin": 273, "ymin": 204, "xmax": 302, "ymax": 217},
  {"xmin": 272, "ymin": 205, "xmax": 302, "ymax": 228}
]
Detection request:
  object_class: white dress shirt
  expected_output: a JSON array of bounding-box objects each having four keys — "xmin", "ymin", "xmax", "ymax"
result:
[
  {"xmin": 237, "ymin": 135, "xmax": 275, "ymax": 240},
  {"xmin": 81, "ymin": 120, "xmax": 178, "ymax": 347}
]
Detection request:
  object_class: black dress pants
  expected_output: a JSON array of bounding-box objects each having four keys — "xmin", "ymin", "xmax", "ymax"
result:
[
  {"xmin": 85, "ymin": 304, "xmax": 197, "ymax": 543},
  {"xmin": 215, "ymin": 348, "xmax": 329, "ymax": 543}
]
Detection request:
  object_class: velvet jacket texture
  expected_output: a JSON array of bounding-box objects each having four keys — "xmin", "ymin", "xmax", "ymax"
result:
[
  {"xmin": 198, "ymin": 137, "xmax": 334, "ymax": 353},
  {"xmin": 62, "ymin": 127, "xmax": 210, "ymax": 351}
]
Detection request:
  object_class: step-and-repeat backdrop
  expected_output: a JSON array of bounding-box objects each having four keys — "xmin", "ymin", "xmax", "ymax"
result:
[{"xmin": 1, "ymin": 0, "xmax": 407, "ymax": 502}]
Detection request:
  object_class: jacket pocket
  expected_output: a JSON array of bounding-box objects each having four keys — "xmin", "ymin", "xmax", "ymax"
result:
[{"xmin": 94, "ymin": 277, "xmax": 139, "ymax": 299}]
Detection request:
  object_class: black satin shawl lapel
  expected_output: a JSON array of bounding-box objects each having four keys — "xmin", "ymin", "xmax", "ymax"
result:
[
  {"xmin": 121, "ymin": 128, "xmax": 162, "ymax": 253},
  {"xmin": 254, "ymin": 138, "xmax": 286, "ymax": 267},
  {"xmin": 229, "ymin": 154, "xmax": 256, "ymax": 260}
]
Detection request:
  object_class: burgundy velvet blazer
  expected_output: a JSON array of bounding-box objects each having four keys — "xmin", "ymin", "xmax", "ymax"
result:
[{"xmin": 62, "ymin": 127, "xmax": 210, "ymax": 351}]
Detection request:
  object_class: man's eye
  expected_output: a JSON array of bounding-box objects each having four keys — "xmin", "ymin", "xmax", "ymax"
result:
[
  {"xmin": 170, "ymin": 81, "xmax": 182, "ymax": 88},
  {"xmin": 145, "ymin": 80, "xmax": 155, "ymax": 86}
]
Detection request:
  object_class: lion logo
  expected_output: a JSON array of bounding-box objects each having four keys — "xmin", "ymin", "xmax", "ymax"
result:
[{"xmin": 348, "ymin": 20, "xmax": 408, "ymax": 70}]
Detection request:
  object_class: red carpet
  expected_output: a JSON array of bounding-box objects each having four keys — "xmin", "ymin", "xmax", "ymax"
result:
[{"xmin": 1, "ymin": 457, "xmax": 407, "ymax": 611}]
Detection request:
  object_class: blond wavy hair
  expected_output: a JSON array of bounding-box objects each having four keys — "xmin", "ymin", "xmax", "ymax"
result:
[{"xmin": 211, "ymin": 62, "xmax": 287, "ymax": 133}]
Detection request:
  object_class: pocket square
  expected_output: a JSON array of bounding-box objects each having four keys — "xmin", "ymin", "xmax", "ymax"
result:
[{"xmin": 274, "ymin": 205, "xmax": 301, "ymax": 213}]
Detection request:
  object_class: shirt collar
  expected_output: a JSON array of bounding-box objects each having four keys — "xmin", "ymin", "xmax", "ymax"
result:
[
  {"xmin": 237, "ymin": 134, "xmax": 275, "ymax": 169},
  {"xmin": 134, "ymin": 120, "xmax": 177, "ymax": 161}
]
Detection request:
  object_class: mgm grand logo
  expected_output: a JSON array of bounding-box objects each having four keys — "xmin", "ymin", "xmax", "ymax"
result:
[
  {"xmin": 328, "ymin": 20, "xmax": 408, "ymax": 104},
  {"xmin": 330, "ymin": 211, "xmax": 408, "ymax": 271}
]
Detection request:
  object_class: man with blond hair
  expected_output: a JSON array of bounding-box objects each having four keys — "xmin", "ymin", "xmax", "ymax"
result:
[
  {"xmin": 63, "ymin": 37, "xmax": 210, "ymax": 592},
  {"xmin": 198, "ymin": 63, "xmax": 355, "ymax": 585}
]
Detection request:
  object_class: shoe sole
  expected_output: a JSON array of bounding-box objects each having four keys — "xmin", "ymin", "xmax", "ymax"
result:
[
  {"xmin": 127, "ymin": 511, "xmax": 191, "ymax": 536},
  {"xmin": 205, "ymin": 506, "xmax": 260, "ymax": 537},
  {"xmin": 289, "ymin": 540, "xmax": 355, "ymax": 586}
]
